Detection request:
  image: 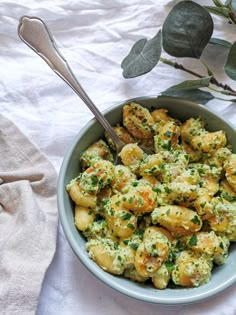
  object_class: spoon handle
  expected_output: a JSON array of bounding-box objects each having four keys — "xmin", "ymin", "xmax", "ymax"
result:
[{"xmin": 18, "ymin": 16, "xmax": 124, "ymax": 151}]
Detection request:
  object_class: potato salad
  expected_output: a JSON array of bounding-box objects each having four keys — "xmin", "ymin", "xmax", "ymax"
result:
[{"xmin": 67, "ymin": 102, "xmax": 236, "ymax": 289}]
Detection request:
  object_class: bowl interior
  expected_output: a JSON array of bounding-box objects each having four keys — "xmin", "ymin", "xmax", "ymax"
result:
[{"xmin": 58, "ymin": 96, "xmax": 236, "ymax": 305}]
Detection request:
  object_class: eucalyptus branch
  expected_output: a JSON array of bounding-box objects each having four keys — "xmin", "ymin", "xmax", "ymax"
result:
[
  {"xmin": 172, "ymin": 62, "xmax": 203, "ymax": 79},
  {"xmin": 210, "ymin": 77, "xmax": 236, "ymax": 95},
  {"xmin": 121, "ymin": 1, "xmax": 236, "ymax": 105},
  {"xmin": 200, "ymin": 59, "xmax": 213, "ymax": 76},
  {"xmin": 208, "ymin": 86, "xmax": 235, "ymax": 99},
  {"xmin": 160, "ymin": 57, "xmax": 236, "ymax": 96}
]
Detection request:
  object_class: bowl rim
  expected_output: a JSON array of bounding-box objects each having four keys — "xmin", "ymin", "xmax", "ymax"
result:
[{"xmin": 57, "ymin": 95, "xmax": 236, "ymax": 305}]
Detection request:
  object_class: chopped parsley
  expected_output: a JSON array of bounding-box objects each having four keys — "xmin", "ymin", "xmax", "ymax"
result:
[
  {"xmin": 120, "ymin": 213, "xmax": 132, "ymax": 220},
  {"xmin": 101, "ymin": 231, "xmax": 106, "ymax": 238},
  {"xmin": 219, "ymin": 241, "xmax": 224, "ymax": 250},
  {"xmin": 189, "ymin": 234, "xmax": 198, "ymax": 247},
  {"xmin": 127, "ymin": 223, "xmax": 135, "ymax": 230},
  {"xmin": 164, "ymin": 130, "xmax": 172, "ymax": 137},
  {"xmin": 154, "ymin": 187, "xmax": 162, "ymax": 194},
  {"xmin": 164, "ymin": 186, "xmax": 172, "ymax": 194},
  {"xmin": 130, "ymin": 243, "xmax": 139, "ymax": 250},
  {"xmin": 162, "ymin": 140, "xmax": 172, "ymax": 151},
  {"xmin": 134, "ymin": 229, "xmax": 144, "ymax": 239},
  {"xmin": 191, "ymin": 215, "xmax": 201, "ymax": 225},
  {"xmin": 91, "ymin": 174, "xmax": 98, "ymax": 185},
  {"xmin": 165, "ymin": 261, "xmax": 175, "ymax": 272},
  {"xmin": 114, "ymin": 242, "xmax": 119, "ymax": 250},
  {"xmin": 222, "ymin": 192, "xmax": 236, "ymax": 202}
]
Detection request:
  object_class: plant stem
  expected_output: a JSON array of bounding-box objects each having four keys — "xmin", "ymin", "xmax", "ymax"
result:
[
  {"xmin": 200, "ymin": 59, "xmax": 213, "ymax": 76},
  {"xmin": 159, "ymin": 57, "xmax": 236, "ymax": 96},
  {"xmin": 208, "ymin": 86, "xmax": 233, "ymax": 97},
  {"xmin": 208, "ymin": 86, "xmax": 223, "ymax": 93}
]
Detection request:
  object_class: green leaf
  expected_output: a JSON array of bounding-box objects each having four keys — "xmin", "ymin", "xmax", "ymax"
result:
[
  {"xmin": 165, "ymin": 77, "xmax": 212, "ymax": 91},
  {"xmin": 162, "ymin": 1, "xmax": 213, "ymax": 59},
  {"xmin": 224, "ymin": 42, "xmax": 236, "ymax": 80},
  {"xmin": 160, "ymin": 77, "xmax": 214, "ymax": 105},
  {"xmin": 213, "ymin": 0, "xmax": 224, "ymax": 6},
  {"xmin": 160, "ymin": 89, "xmax": 214, "ymax": 105},
  {"xmin": 205, "ymin": 6, "xmax": 230, "ymax": 18},
  {"xmin": 121, "ymin": 30, "xmax": 162, "ymax": 78},
  {"xmin": 209, "ymin": 37, "xmax": 232, "ymax": 48}
]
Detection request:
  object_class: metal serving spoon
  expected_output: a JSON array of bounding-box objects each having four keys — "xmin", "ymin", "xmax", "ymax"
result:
[{"xmin": 18, "ymin": 16, "xmax": 152, "ymax": 164}]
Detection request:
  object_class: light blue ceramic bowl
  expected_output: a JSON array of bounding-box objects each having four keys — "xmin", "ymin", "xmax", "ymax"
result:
[{"xmin": 58, "ymin": 96, "xmax": 236, "ymax": 305}]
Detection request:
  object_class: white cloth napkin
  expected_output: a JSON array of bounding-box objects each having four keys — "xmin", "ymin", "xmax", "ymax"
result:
[
  {"xmin": 0, "ymin": 114, "xmax": 58, "ymax": 314},
  {"xmin": 0, "ymin": 0, "xmax": 235, "ymax": 314}
]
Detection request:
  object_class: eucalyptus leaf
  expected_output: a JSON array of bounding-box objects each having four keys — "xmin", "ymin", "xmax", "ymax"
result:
[
  {"xmin": 121, "ymin": 30, "xmax": 162, "ymax": 78},
  {"xmin": 165, "ymin": 77, "xmax": 212, "ymax": 91},
  {"xmin": 201, "ymin": 61, "xmax": 214, "ymax": 76},
  {"xmin": 209, "ymin": 37, "xmax": 232, "ymax": 48},
  {"xmin": 162, "ymin": 1, "xmax": 213, "ymax": 59},
  {"xmin": 205, "ymin": 6, "xmax": 230, "ymax": 18},
  {"xmin": 224, "ymin": 41, "xmax": 236, "ymax": 80},
  {"xmin": 213, "ymin": 0, "xmax": 224, "ymax": 6},
  {"xmin": 160, "ymin": 88, "xmax": 214, "ymax": 105}
]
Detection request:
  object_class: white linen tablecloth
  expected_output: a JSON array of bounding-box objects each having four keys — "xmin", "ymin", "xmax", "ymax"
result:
[{"xmin": 1, "ymin": 0, "xmax": 236, "ymax": 314}]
